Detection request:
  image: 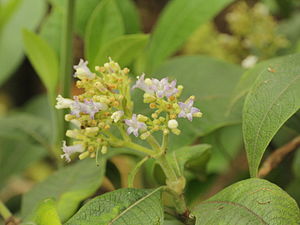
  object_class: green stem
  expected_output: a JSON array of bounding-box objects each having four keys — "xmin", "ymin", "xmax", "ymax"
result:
[
  {"xmin": 0, "ymin": 200, "xmax": 11, "ymax": 221},
  {"xmin": 146, "ymin": 135, "xmax": 161, "ymax": 152},
  {"xmin": 161, "ymin": 133, "xmax": 169, "ymax": 151},
  {"xmin": 123, "ymin": 141, "xmax": 154, "ymax": 155},
  {"xmin": 59, "ymin": 0, "xmax": 76, "ymax": 144},
  {"xmin": 128, "ymin": 156, "xmax": 149, "ymax": 188}
]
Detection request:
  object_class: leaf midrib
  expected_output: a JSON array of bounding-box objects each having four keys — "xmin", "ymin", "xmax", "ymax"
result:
[{"xmin": 108, "ymin": 187, "xmax": 162, "ymax": 224}]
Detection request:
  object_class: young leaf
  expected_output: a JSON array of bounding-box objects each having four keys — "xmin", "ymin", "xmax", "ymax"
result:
[
  {"xmin": 166, "ymin": 144, "xmax": 211, "ymax": 175},
  {"xmin": 193, "ymin": 178, "xmax": 300, "ymax": 224},
  {"xmin": 30, "ymin": 199, "xmax": 62, "ymax": 225},
  {"xmin": 0, "ymin": 0, "xmax": 46, "ymax": 86},
  {"xmin": 144, "ymin": 0, "xmax": 233, "ymax": 72},
  {"xmin": 243, "ymin": 53, "xmax": 300, "ymax": 177},
  {"xmin": 85, "ymin": 0, "xmax": 124, "ymax": 68},
  {"xmin": 22, "ymin": 30, "xmax": 59, "ymax": 97},
  {"xmin": 115, "ymin": 0, "xmax": 141, "ymax": 34},
  {"xmin": 21, "ymin": 158, "xmax": 106, "ymax": 222},
  {"xmin": 65, "ymin": 187, "xmax": 164, "ymax": 225},
  {"xmin": 94, "ymin": 34, "xmax": 149, "ymax": 67}
]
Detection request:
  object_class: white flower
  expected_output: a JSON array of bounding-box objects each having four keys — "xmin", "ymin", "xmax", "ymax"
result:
[
  {"xmin": 168, "ymin": 119, "xmax": 178, "ymax": 129},
  {"xmin": 55, "ymin": 95, "xmax": 74, "ymax": 109},
  {"xmin": 61, "ymin": 141, "xmax": 84, "ymax": 162},
  {"xmin": 241, "ymin": 55, "xmax": 258, "ymax": 68},
  {"xmin": 73, "ymin": 59, "xmax": 95, "ymax": 79},
  {"xmin": 111, "ymin": 110, "xmax": 124, "ymax": 123}
]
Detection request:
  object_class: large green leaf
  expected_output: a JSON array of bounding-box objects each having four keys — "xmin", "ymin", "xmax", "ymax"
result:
[
  {"xmin": 204, "ymin": 125, "xmax": 243, "ymax": 173},
  {"xmin": 229, "ymin": 55, "xmax": 296, "ymax": 113},
  {"xmin": 30, "ymin": 199, "xmax": 62, "ymax": 225},
  {"xmin": 115, "ymin": 0, "xmax": 141, "ymax": 34},
  {"xmin": 243, "ymin": 53, "xmax": 300, "ymax": 177},
  {"xmin": 0, "ymin": 113, "xmax": 51, "ymax": 147},
  {"xmin": 94, "ymin": 34, "xmax": 149, "ymax": 67},
  {"xmin": 65, "ymin": 187, "xmax": 164, "ymax": 225},
  {"xmin": 193, "ymin": 178, "xmax": 300, "ymax": 224},
  {"xmin": 22, "ymin": 30, "xmax": 59, "ymax": 97},
  {"xmin": 144, "ymin": 0, "xmax": 233, "ymax": 72},
  {"xmin": 0, "ymin": 0, "xmax": 46, "ymax": 86},
  {"xmin": 0, "ymin": 137, "xmax": 46, "ymax": 189},
  {"xmin": 85, "ymin": 0, "xmax": 124, "ymax": 68},
  {"xmin": 142, "ymin": 56, "xmax": 244, "ymax": 144},
  {"xmin": 39, "ymin": 8, "xmax": 63, "ymax": 58},
  {"xmin": 21, "ymin": 158, "xmax": 106, "ymax": 222}
]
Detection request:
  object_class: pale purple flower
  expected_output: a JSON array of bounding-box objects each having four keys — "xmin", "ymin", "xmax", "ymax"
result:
[
  {"xmin": 124, "ymin": 114, "xmax": 147, "ymax": 137},
  {"xmin": 150, "ymin": 78, "xmax": 178, "ymax": 98},
  {"xmin": 132, "ymin": 74, "xmax": 154, "ymax": 94},
  {"xmin": 83, "ymin": 100, "xmax": 108, "ymax": 119},
  {"xmin": 73, "ymin": 59, "xmax": 95, "ymax": 79},
  {"xmin": 61, "ymin": 141, "xmax": 84, "ymax": 162},
  {"xmin": 70, "ymin": 97, "xmax": 107, "ymax": 119},
  {"xmin": 133, "ymin": 74, "xmax": 178, "ymax": 98},
  {"xmin": 178, "ymin": 99, "xmax": 201, "ymax": 121}
]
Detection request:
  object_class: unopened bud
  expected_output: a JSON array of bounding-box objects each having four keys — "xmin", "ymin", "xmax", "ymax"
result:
[
  {"xmin": 168, "ymin": 119, "xmax": 178, "ymax": 129},
  {"xmin": 171, "ymin": 128, "xmax": 181, "ymax": 135},
  {"xmin": 137, "ymin": 114, "xmax": 148, "ymax": 122},
  {"xmin": 79, "ymin": 151, "xmax": 89, "ymax": 160},
  {"xmin": 101, "ymin": 146, "xmax": 108, "ymax": 154}
]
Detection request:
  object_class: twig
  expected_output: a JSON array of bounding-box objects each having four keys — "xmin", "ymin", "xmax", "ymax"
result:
[{"xmin": 258, "ymin": 136, "xmax": 300, "ymax": 178}]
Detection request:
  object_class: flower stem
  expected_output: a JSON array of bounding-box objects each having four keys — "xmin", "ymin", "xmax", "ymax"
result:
[
  {"xmin": 0, "ymin": 200, "xmax": 12, "ymax": 221},
  {"xmin": 59, "ymin": 0, "xmax": 76, "ymax": 145},
  {"xmin": 123, "ymin": 141, "xmax": 154, "ymax": 155}
]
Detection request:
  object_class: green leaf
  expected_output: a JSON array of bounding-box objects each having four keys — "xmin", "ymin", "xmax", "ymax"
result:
[
  {"xmin": 65, "ymin": 187, "xmax": 164, "ymax": 225},
  {"xmin": 193, "ymin": 178, "xmax": 300, "ymax": 224},
  {"xmin": 21, "ymin": 158, "xmax": 106, "ymax": 222},
  {"xmin": 0, "ymin": 0, "xmax": 46, "ymax": 86},
  {"xmin": 39, "ymin": 8, "xmax": 63, "ymax": 58},
  {"xmin": 95, "ymin": 34, "xmax": 149, "ymax": 67},
  {"xmin": 204, "ymin": 125, "xmax": 243, "ymax": 173},
  {"xmin": 141, "ymin": 56, "xmax": 243, "ymax": 148},
  {"xmin": 22, "ymin": 30, "xmax": 59, "ymax": 97},
  {"xmin": 115, "ymin": 0, "xmax": 141, "ymax": 34},
  {"xmin": 167, "ymin": 144, "xmax": 211, "ymax": 175},
  {"xmin": 144, "ymin": 0, "xmax": 233, "ymax": 72},
  {"xmin": 31, "ymin": 199, "xmax": 62, "ymax": 225},
  {"xmin": 85, "ymin": 0, "xmax": 124, "ymax": 68},
  {"xmin": 229, "ymin": 55, "xmax": 292, "ymax": 113},
  {"xmin": 243, "ymin": 53, "xmax": 300, "ymax": 177},
  {"xmin": 0, "ymin": 137, "xmax": 46, "ymax": 189},
  {"xmin": 0, "ymin": 0, "xmax": 21, "ymax": 32},
  {"xmin": 0, "ymin": 113, "xmax": 52, "ymax": 148}
]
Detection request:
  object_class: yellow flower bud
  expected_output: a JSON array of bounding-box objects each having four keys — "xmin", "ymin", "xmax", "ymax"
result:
[
  {"xmin": 79, "ymin": 151, "xmax": 90, "ymax": 160},
  {"xmin": 137, "ymin": 114, "xmax": 148, "ymax": 122}
]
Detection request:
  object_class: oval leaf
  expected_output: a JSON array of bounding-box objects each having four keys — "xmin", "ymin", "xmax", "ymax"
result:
[
  {"xmin": 95, "ymin": 34, "xmax": 149, "ymax": 67},
  {"xmin": 144, "ymin": 0, "xmax": 233, "ymax": 72},
  {"xmin": 31, "ymin": 199, "xmax": 62, "ymax": 225},
  {"xmin": 193, "ymin": 178, "xmax": 300, "ymax": 224},
  {"xmin": 21, "ymin": 159, "xmax": 106, "ymax": 222},
  {"xmin": 22, "ymin": 30, "xmax": 59, "ymax": 97},
  {"xmin": 243, "ymin": 53, "xmax": 300, "ymax": 177},
  {"xmin": 65, "ymin": 187, "xmax": 164, "ymax": 225},
  {"xmin": 85, "ymin": 0, "xmax": 124, "ymax": 68},
  {"xmin": 0, "ymin": 0, "xmax": 46, "ymax": 85}
]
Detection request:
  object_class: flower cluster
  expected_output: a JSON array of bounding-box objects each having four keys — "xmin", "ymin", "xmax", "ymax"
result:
[{"xmin": 56, "ymin": 59, "xmax": 202, "ymax": 162}]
